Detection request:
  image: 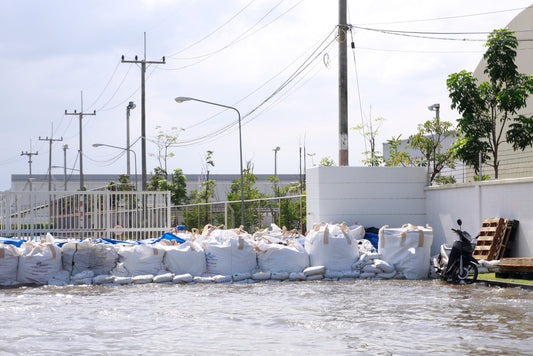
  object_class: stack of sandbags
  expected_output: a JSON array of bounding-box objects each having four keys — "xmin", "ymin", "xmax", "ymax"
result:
[
  {"xmin": 378, "ymin": 224, "xmax": 433, "ymax": 280},
  {"xmin": 17, "ymin": 236, "xmax": 62, "ymax": 285},
  {"xmin": 114, "ymin": 243, "xmax": 165, "ymax": 276},
  {"xmin": 62, "ymin": 238, "xmax": 118, "ymax": 276},
  {"xmin": 199, "ymin": 226, "xmax": 257, "ymax": 276},
  {"xmin": 255, "ymin": 237, "xmax": 309, "ymax": 273},
  {"xmin": 0, "ymin": 243, "xmax": 20, "ymax": 285},
  {"xmin": 160, "ymin": 239, "xmax": 206, "ymax": 276},
  {"xmin": 305, "ymin": 223, "xmax": 359, "ymax": 272}
]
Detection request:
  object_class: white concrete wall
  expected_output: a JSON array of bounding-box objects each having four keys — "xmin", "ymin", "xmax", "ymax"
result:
[
  {"xmin": 426, "ymin": 178, "xmax": 533, "ymax": 257},
  {"xmin": 306, "ymin": 166, "xmax": 427, "ymax": 229}
]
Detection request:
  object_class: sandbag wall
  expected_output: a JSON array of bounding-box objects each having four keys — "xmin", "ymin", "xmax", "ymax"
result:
[{"xmin": 0, "ymin": 222, "xmax": 434, "ymax": 287}]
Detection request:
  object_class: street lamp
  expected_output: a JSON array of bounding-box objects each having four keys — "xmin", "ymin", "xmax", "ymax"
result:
[
  {"xmin": 93, "ymin": 143, "xmax": 138, "ymax": 190},
  {"xmin": 126, "ymin": 101, "xmax": 136, "ymax": 178},
  {"xmin": 174, "ymin": 96, "xmax": 245, "ymax": 228},
  {"xmin": 428, "ymin": 103, "xmax": 440, "ymax": 123},
  {"xmin": 273, "ymin": 146, "xmax": 280, "ymax": 177}
]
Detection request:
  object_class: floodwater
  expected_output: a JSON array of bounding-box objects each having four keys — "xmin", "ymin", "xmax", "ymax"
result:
[{"xmin": 1, "ymin": 280, "xmax": 532, "ymax": 355}]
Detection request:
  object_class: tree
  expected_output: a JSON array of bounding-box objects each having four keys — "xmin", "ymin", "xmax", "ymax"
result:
[
  {"xmin": 351, "ymin": 116, "xmax": 385, "ymax": 166},
  {"xmin": 319, "ymin": 156, "xmax": 335, "ymax": 167},
  {"xmin": 227, "ymin": 162, "xmax": 266, "ymax": 230},
  {"xmin": 148, "ymin": 167, "xmax": 188, "ymax": 205},
  {"xmin": 447, "ymin": 29, "xmax": 533, "ymax": 178},
  {"xmin": 149, "ymin": 125, "xmax": 184, "ymax": 178},
  {"xmin": 407, "ymin": 117, "xmax": 457, "ymax": 184},
  {"xmin": 383, "ymin": 135, "xmax": 413, "ymax": 167}
]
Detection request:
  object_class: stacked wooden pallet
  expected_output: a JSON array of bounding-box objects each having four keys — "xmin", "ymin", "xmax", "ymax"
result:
[{"xmin": 473, "ymin": 218, "xmax": 518, "ymax": 261}]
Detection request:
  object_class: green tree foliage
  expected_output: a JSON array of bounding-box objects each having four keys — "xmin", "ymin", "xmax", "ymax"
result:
[
  {"xmin": 407, "ymin": 117, "xmax": 457, "ymax": 184},
  {"xmin": 227, "ymin": 164, "xmax": 266, "ymax": 230},
  {"xmin": 148, "ymin": 167, "xmax": 188, "ymax": 205},
  {"xmin": 319, "ymin": 156, "xmax": 336, "ymax": 167},
  {"xmin": 447, "ymin": 29, "xmax": 533, "ymax": 178},
  {"xmin": 383, "ymin": 135, "xmax": 413, "ymax": 167},
  {"xmin": 351, "ymin": 116, "xmax": 385, "ymax": 166}
]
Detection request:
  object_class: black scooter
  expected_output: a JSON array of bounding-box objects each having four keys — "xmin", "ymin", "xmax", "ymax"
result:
[{"xmin": 435, "ymin": 219, "xmax": 479, "ymax": 284}]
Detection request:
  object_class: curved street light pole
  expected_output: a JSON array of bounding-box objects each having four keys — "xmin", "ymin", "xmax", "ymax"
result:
[
  {"xmin": 175, "ymin": 96, "xmax": 245, "ymax": 228},
  {"xmin": 93, "ymin": 143, "xmax": 138, "ymax": 190}
]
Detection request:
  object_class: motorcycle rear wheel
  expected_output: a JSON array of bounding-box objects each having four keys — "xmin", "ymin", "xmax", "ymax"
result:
[{"xmin": 451, "ymin": 262, "xmax": 478, "ymax": 285}]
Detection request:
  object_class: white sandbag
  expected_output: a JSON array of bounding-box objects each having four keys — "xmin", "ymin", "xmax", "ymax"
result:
[
  {"xmin": 379, "ymin": 224, "xmax": 433, "ymax": 280},
  {"xmin": 194, "ymin": 276, "xmax": 214, "ymax": 283},
  {"xmin": 116, "ymin": 244, "xmax": 165, "ymax": 276},
  {"xmin": 271, "ymin": 271, "xmax": 289, "ymax": 280},
  {"xmin": 203, "ymin": 228, "xmax": 257, "ymax": 276},
  {"xmin": 114, "ymin": 276, "xmax": 132, "ymax": 285},
  {"xmin": 47, "ymin": 270, "xmax": 71, "ymax": 286},
  {"xmin": 342, "ymin": 270, "xmax": 360, "ymax": 279},
  {"xmin": 376, "ymin": 271, "xmax": 398, "ymax": 279},
  {"xmin": 62, "ymin": 239, "xmax": 118, "ymax": 276},
  {"xmin": 255, "ymin": 239, "xmax": 309, "ymax": 273},
  {"xmin": 232, "ymin": 272, "xmax": 252, "ymax": 281},
  {"xmin": 72, "ymin": 270, "xmax": 94, "ymax": 285},
  {"xmin": 17, "ymin": 242, "xmax": 62, "ymax": 285},
  {"xmin": 93, "ymin": 274, "xmax": 114, "ymax": 285},
  {"xmin": 213, "ymin": 275, "xmax": 232, "ymax": 283},
  {"xmin": 362, "ymin": 264, "xmax": 382, "ymax": 274},
  {"xmin": 373, "ymin": 259, "xmax": 395, "ymax": 273},
  {"xmin": 305, "ymin": 223, "xmax": 359, "ymax": 271},
  {"xmin": 252, "ymin": 271, "xmax": 271, "ymax": 281},
  {"xmin": 288, "ymin": 272, "xmax": 306, "ymax": 281},
  {"xmin": 173, "ymin": 273, "xmax": 193, "ymax": 283},
  {"xmin": 306, "ymin": 274, "xmax": 323, "ymax": 281},
  {"xmin": 0, "ymin": 243, "xmax": 20, "ymax": 284},
  {"xmin": 349, "ymin": 224, "xmax": 366, "ymax": 239},
  {"xmin": 132, "ymin": 274, "xmax": 154, "ymax": 284},
  {"xmin": 162, "ymin": 240, "xmax": 206, "ymax": 276},
  {"xmin": 153, "ymin": 272, "xmax": 174, "ymax": 283},
  {"xmin": 303, "ymin": 266, "xmax": 326, "ymax": 276}
]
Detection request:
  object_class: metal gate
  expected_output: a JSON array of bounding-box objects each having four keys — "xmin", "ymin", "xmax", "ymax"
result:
[{"xmin": 0, "ymin": 191, "xmax": 171, "ymax": 240}]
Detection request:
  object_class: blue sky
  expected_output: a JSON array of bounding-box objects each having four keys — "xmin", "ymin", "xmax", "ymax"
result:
[{"xmin": 1, "ymin": 0, "xmax": 532, "ymax": 191}]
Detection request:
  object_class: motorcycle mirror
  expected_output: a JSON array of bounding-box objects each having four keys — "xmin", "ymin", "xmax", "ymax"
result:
[{"xmin": 457, "ymin": 219, "xmax": 462, "ymax": 227}]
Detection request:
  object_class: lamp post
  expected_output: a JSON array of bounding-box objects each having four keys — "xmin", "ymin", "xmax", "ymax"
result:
[
  {"xmin": 427, "ymin": 103, "xmax": 440, "ymax": 185},
  {"xmin": 273, "ymin": 146, "xmax": 280, "ymax": 197},
  {"xmin": 93, "ymin": 143, "xmax": 138, "ymax": 190},
  {"xmin": 174, "ymin": 96, "xmax": 245, "ymax": 228},
  {"xmin": 126, "ymin": 101, "xmax": 136, "ymax": 178},
  {"xmin": 428, "ymin": 103, "xmax": 440, "ymax": 123}
]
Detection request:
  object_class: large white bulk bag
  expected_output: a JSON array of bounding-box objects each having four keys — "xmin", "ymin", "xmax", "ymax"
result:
[
  {"xmin": 17, "ymin": 242, "xmax": 62, "ymax": 285},
  {"xmin": 161, "ymin": 240, "xmax": 206, "ymax": 276},
  {"xmin": 62, "ymin": 239, "xmax": 118, "ymax": 276},
  {"xmin": 305, "ymin": 223, "xmax": 359, "ymax": 271},
  {"xmin": 203, "ymin": 228, "xmax": 257, "ymax": 276},
  {"xmin": 255, "ymin": 239, "xmax": 309, "ymax": 273},
  {"xmin": 378, "ymin": 224, "xmax": 433, "ymax": 280},
  {"xmin": 116, "ymin": 244, "xmax": 165, "ymax": 276},
  {"xmin": 0, "ymin": 243, "xmax": 20, "ymax": 284}
]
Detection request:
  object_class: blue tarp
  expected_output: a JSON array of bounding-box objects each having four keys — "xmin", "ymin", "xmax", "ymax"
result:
[
  {"xmin": 0, "ymin": 237, "xmax": 25, "ymax": 247},
  {"xmin": 153, "ymin": 232, "xmax": 186, "ymax": 244}
]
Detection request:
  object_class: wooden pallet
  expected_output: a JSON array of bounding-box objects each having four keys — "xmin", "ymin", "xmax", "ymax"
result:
[
  {"xmin": 496, "ymin": 219, "xmax": 519, "ymax": 260},
  {"xmin": 473, "ymin": 218, "xmax": 506, "ymax": 261},
  {"xmin": 499, "ymin": 258, "xmax": 533, "ymax": 273}
]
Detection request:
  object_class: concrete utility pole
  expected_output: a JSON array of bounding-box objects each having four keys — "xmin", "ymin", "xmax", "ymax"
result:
[
  {"xmin": 338, "ymin": 0, "xmax": 349, "ymax": 166},
  {"xmin": 63, "ymin": 144, "xmax": 68, "ymax": 191},
  {"xmin": 65, "ymin": 91, "xmax": 96, "ymax": 191},
  {"xmin": 126, "ymin": 101, "xmax": 136, "ymax": 178},
  {"xmin": 121, "ymin": 33, "xmax": 165, "ymax": 190},
  {"xmin": 21, "ymin": 149, "xmax": 38, "ymax": 192},
  {"xmin": 39, "ymin": 126, "xmax": 63, "ymax": 192}
]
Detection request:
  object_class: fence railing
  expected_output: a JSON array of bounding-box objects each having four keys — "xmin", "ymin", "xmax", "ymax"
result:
[
  {"xmin": 171, "ymin": 195, "xmax": 306, "ymax": 233},
  {"xmin": 0, "ymin": 191, "xmax": 171, "ymax": 241}
]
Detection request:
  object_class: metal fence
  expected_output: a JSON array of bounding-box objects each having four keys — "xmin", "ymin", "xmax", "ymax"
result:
[
  {"xmin": 171, "ymin": 195, "xmax": 306, "ymax": 233},
  {"xmin": 0, "ymin": 191, "xmax": 171, "ymax": 241}
]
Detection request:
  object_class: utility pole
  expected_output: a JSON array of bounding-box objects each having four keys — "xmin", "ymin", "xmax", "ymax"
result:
[
  {"xmin": 65, "ymin": 91, "xmax": 96, "ymax": 191},
  {"xmin": 39, "ymin": 125, "xmax": 63, "ymax": 192},
  {"xmin": 21, "ymin": 149, "xmax": 38, "ymax": 192},
  {"xmin": 121, "ymin": 33, "xmax": 165, "ymax": 190},
  {"xmin": 126, "ymin": 101, "xmax": 136, "ymax": 178},
  {"xmin": 63, "ymin": 144, "xmax": 68, "ymax": 191},
  {"xmin": 338, "ymin": 0, "xmax": 349, "ymax": 166}
]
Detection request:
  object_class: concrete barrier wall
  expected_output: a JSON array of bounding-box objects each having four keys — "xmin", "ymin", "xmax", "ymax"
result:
[
  {"xmin": 306, "ymin": 166, "xmax": 427, "ymax": 229},
  {"xmin": 426, "ymin": 178, "xmax": 533, "ymax": 257},
  {"xmin": 307, "ymin": 166, "xmax": 533, "ymax": 257}
]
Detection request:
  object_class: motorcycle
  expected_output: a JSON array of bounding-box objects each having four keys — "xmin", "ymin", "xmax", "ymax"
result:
[{"xmin": 434, "ymin": 219, "xmax": 479, "ymax": 285}]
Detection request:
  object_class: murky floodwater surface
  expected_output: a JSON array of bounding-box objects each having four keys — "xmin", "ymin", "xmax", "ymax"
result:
[{"xmin": 1, "ymin": 280, "xmax": 533, "ymax": 355}]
